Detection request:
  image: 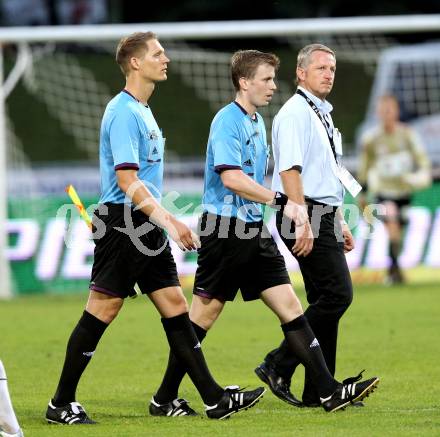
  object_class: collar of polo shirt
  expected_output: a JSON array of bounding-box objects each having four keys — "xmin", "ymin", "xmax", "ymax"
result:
[{"xmin": 297, "ymin": 86, "xmax": 333, "ymax": 115}]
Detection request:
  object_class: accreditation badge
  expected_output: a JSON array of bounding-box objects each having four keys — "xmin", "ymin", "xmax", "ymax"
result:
[{"xmin": 336, "ymin": 164, "xmax": 362, "ymax": 197}]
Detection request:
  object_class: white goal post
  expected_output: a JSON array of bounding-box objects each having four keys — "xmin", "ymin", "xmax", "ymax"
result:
[
  {"xmin": 1, "ymin": 15, "xmax": 440, "ymax": 42},
  {"xmin": 1, "ymin": 14, "xmax": 440, "ymax": 298}
]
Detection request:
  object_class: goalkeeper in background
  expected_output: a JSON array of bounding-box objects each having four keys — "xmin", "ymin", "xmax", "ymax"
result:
[{"xmin": 357, "ymin": 94, "xmax": 431, "ymax": 284}]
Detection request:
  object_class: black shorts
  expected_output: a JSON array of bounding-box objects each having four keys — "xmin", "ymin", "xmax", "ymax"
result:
[
  {"xmin": 193, "ymin": 213, "xmax": 291, "ymax": 302},
  {"xmin": 376, "ymin": 195, "xmax": 411, "ymax": 226},
  {"xmin": 89, "ymin": 203, "xmax": 180, "ymax": 299}
]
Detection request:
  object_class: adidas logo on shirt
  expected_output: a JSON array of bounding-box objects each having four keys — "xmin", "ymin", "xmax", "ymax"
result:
[
  {"xmin": 309, "ymin": 338, "xmax": 320, "ymax": 348},
  {"xmin": 243, "ymin": 159, "xmax": 252, "ymax": 166}
]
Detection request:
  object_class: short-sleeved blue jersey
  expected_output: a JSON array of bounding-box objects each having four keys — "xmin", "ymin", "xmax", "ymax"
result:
[
  {"xmin": 203, "ymin": 102, "xmax": 270, "ymax": 222},
  {"xmin": 99, "ymin": 90, "xmax": 165, "ymax": 204}
]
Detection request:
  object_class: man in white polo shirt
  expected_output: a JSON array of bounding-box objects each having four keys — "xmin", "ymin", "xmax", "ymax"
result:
[{"xmin": 255, "ymin": 43, "xmax": 361, "ymax": 408}]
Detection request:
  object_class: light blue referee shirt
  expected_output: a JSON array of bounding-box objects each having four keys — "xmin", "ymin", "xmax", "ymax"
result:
[
  {"xmin": 203, "ymin": 101, "xmax": 270, "ymax": 222},
  {"xmin": 99, "ymin": 90, "xmax": 165, "ymax": 204},
  {"xmin": 271, "ymin": 86, "xmax": 344, "ymax": 206}
]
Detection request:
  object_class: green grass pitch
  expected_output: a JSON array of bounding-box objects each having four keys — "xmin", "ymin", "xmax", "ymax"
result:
[{"xmin": 1, "ymin": 276, "xmax": 439, "ymax": 436}]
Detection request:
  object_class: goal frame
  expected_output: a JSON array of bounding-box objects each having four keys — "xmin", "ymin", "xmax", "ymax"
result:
[{"xmin": 1, "ymin": 14, "xmax": 439, "ymax": 298}]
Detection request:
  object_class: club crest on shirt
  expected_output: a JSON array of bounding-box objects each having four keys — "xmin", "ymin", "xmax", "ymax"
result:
[{"xmin": 148, "ymin": 130, "xmax": 159, "ymax": 140}]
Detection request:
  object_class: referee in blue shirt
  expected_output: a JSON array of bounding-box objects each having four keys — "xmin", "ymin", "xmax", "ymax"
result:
[
  {"xmin": 151, "ymin": 50, "xmax": 379, "ymax": 414},
  {"xmin": 46, "ymin": 32, "xmax": 265, "ymax": 424}
]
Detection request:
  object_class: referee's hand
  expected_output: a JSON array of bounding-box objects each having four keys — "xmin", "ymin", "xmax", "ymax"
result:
[
  {"xmin": 341, "ymin": 222, "xmax": 355, "ymax": 253},
  {"xmin": 283, "ymin": 200, "xmax": 309, "ymax": 227},
  {"xmin": 166, "ymin": 217, "xmax": 201, "ymax": 251},
  {"xmin": 292, "ymin": 221, "xmax": 314, "ymax": 257}
]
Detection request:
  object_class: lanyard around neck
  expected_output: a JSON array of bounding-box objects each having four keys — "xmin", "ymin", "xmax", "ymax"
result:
[{"xmin": 296, "ymin": 89, "xmax": 337, "ymax": 161}]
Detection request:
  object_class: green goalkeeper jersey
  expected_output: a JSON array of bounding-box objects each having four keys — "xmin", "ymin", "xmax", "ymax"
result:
[{"xmin": 358, "ymin": 123, "xmax": 431, "ymax": 198}]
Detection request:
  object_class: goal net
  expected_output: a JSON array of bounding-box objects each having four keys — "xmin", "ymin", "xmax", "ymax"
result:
[{"xmin": 1, "ymin": 16, "xmax": 440, "ymax": 296}]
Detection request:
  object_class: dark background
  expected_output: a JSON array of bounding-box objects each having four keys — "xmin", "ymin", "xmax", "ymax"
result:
[
  {"xmin": 117, "ymin": 0, "xmax": 440, "ymax": 23},
  {"xmin": 2, "ymin": 0, "xmax": 440, "ymax": 26}
]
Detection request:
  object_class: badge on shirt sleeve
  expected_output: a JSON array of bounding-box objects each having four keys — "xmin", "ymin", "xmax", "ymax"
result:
[{"xmin": 336, "ymin": 164, "xmax": 362, "ymax": 197}]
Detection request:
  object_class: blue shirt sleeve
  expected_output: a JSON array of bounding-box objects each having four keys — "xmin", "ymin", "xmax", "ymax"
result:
[
  {"xmin": 109, "ymin": 110, "xmax": 140, "ymax": 170},
  {"xmin": 211, "ymin": 118, "xmax": 243, "ymax": 173}
]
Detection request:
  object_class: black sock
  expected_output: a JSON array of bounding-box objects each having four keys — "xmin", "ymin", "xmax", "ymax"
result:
[
  {"xmin": 52, "ymin": 311, "xmax": 108, "ymax": 406},
  {"xmin": 281, "ymin": 315, "xmax": 339, "ymax": 399},
  {"xmin": 161, "ymin": 313, "xmax": 223, "ymax": 405},
  {"xmin": 389, "ymin": 240, "xmax": 401, "ymax": 267},
  {"xmin": 155, "ymin": 322, "xmax": 207, "ymax": 404},
  {"xmin": 301, "ymin": 319, "xmax": 338, "ymax": 403}
]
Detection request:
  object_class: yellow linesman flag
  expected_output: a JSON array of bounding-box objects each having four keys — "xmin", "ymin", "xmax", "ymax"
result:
[{"xmin": 65, "ymin": 184, "xmax": 93, "ymax": 230}]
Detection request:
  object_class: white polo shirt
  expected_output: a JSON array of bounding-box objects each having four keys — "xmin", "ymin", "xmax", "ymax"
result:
[{"xmin": 271, "ymin": 86, "xmax": 344, "ymax": 206}]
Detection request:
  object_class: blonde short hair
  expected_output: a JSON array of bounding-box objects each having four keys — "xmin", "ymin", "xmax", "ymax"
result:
[{"xmin": 116, "ymin": 31, "xmax": 157, "ymax": 75}]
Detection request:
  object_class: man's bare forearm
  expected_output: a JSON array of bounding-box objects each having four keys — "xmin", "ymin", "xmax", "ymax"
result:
[
  {"xmin": 280, "ymin": 169, "xmax": 306, "ymax": 205},
  {"xmin": 117, "ymin": 169, "xmax": 176, "ymax": 230},
  {"xmin": 221, "ymin": 169, "xmax": 276, "ymax": 204}
]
